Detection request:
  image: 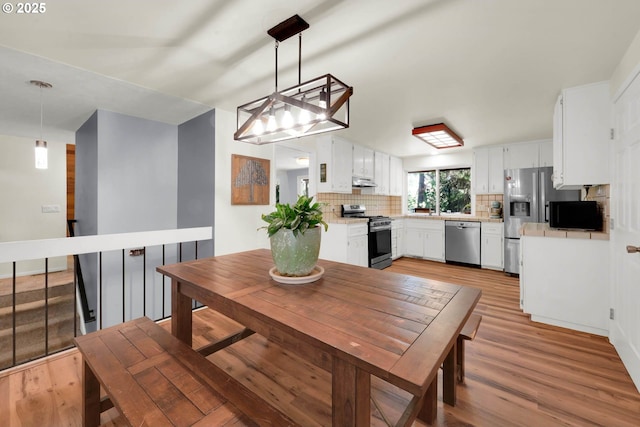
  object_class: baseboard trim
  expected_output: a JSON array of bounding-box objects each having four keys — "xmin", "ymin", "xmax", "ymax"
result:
[{"xmin": 610, "ymin": 320, "xmax": 640, "ymax": 394}]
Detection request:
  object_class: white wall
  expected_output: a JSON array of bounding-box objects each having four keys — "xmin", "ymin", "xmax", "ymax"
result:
[
  {"xmin": 214, "ymin": 109, "xmax": 272, "ymax": 255},
  {"xmin": 0, "ymin": 134, "xmax": 67, "ymax": 277},
  {"xmin": 612, "ymin": 28, "xmax": 640, "ymax": 98},
  {"xmin": 275, "ymin": 169, "xmax": 290, "ymax": 203},
  {"xmin": 402, "ymin": 150, "xmax": 472, "ymax": 172}
]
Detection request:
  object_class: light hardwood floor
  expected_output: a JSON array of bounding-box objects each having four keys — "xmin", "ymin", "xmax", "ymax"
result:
[{"xmin": 0, "ymin": 257, "xmax": 639, "ymax": 426}]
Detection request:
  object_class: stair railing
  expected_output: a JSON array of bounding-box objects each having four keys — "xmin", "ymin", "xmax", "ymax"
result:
[
  {"xmin": 0, "ymin": 226, "xmax": 212, "ymax": 370},
  {"xmin": 66, "ymin": 220, "xmax": 95, "ymax": 323}
]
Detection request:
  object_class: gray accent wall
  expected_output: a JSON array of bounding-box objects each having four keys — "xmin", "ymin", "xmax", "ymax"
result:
[
  {"xmin": 75, "ymin": 112, "xmax": 99, "ymax": 328},
  {"xmin": 177, "ymin": 109, "xmax": 215, "ymax": 260},
  {"xmin": 75, "ymin": 109, "xmax": 214, "ymax": 330},
  {"xmin": 97, "ymin": 110, "xmax": 178, "ymax": 233},
  {"xmin": 75, "ymin": 111, "xmax": 98, "ymax": 238}
]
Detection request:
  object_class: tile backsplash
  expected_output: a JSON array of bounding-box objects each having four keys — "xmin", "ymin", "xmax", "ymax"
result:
[
  {"xmin": 317, "ymin": 185, "xmax": 610, "ymax": 231},
  {"xmin": 584, "ymin": 184, "xmax": 610, "ymax": 234},
  {"xmin": 475, "ymin": 194, "xmax": 504, "ymax": 218},
  {"xmin": 474, "ymin": 186, "xmax": 610, "ymax": 233},
  {"xmin": 316, "ymin": 192, "xmax": 402, "ymax": 221}
]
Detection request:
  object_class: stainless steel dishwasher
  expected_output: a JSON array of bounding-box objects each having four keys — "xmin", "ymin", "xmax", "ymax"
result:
[{"xmin": 445, "ymin": 221, "xmax": 481, "ymax": 266}]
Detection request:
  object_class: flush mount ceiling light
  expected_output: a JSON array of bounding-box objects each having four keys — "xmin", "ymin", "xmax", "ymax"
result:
[
  {"xmin": 234, "ymin": 15, "xmax": 353, "ymax": 144},
  {"xmin": 412, "ymin": 123, "xmax": 464, "ymax": 149},
  {"xmin": 31, "ymin": 80, "xmax": 52, "ymax": 169},
  {"xmin": 295, "ymin": 156, "xmax": 309, "ymax": 166}
]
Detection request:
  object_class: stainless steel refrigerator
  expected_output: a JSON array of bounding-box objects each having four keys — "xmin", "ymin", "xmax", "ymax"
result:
[{"xmin": 504, "ymin": 166, "xmax": 580, "ymax": 275}]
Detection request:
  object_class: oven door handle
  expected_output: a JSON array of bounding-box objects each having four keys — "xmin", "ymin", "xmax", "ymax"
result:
[{"xmin": 369, "ymin": 225, "xmax": 392, "ymax": 232}]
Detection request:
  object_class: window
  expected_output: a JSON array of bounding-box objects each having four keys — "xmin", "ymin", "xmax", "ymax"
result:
[{"xmin": 407, "ymin": 168, "xmax": 471, "ymax": 214}]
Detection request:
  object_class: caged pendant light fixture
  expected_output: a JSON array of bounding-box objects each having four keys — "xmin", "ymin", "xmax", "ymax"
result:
[
  {"xmin": 234, "ymin": 15, "xmax": 353, "ymax": 144},
  {"xmin": 31, "ymin": 79, "xmax": 52, "ymax": 169}
]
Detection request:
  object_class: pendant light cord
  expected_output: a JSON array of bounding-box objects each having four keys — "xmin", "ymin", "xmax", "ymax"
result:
[
  {"xmin": 298, "ymin": 32, "xmax": 302, "ymax": 85},
  {"xmin": 274, "ymin": 40, "xmax": 279, "ymax": 92},
  {"xmin": 274, "ymin": 33, "xmax": 303, "ymax": 92},
  {"xmin": 39, "ymin": 84, "xmax": 43, "ymax": 141}
]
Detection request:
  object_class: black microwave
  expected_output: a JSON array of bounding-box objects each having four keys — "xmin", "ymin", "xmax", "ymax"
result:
[{"xmin": 548, "ymin": 201, "xmax": 601, "ymax": 231}]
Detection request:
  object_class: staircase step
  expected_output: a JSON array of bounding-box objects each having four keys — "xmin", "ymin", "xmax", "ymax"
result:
[
  {"xmin": 0, "ymin": 332, "xmax": 76, "ymax": 369},
  {"xmin": 0, "ymin": 313, "xmax": 78, "ymax": 369},
  {"xmin": 0, "ymin": 281, "xmax": 74, "ymax": 307},
  {"xmin": 0, "ymin": 294, "xmax": 75, "ymax": 328},
  {"xmin": 0, "ymin": 270, "xmax": 82, "ymax": 369},
  {"xmin": 0, "ymin": 312, "xmax": 77, "ymax": 342}
]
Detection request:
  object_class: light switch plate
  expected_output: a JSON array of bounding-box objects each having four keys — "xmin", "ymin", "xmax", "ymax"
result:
[{"xmin": 41, "ymin": 204, "xmax": 61, "ymax": 213}]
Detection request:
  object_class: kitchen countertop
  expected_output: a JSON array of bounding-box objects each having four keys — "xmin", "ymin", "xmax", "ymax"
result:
[
  {"xmin": 328, "ymin": 215, "xmax": 503, "ymax": 224},
  {"xmin": 328, "ymin": 217, "xmax": 369, "ymax": 224},
  {"xmin": 520, "ymin": 222, "xmax": 609, "ymax": 240},
  {"xmin": 402, "ymin": 214, "xmax": 503, "ymax": 223}
]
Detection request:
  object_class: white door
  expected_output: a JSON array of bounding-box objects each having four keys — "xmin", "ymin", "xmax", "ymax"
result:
[{"xmin": 611, "ymin": 70, "xmax": 640, "ymax": 391}]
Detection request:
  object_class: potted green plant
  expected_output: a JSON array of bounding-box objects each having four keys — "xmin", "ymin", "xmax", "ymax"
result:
[{"xmin": 261, "ymin": 195, "xmax": 328, "ymax": 277}]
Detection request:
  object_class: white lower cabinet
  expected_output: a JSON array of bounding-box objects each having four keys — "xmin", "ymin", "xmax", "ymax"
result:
[
  {"xmin": 404, "ymin": 219, "xmax": 445, "ymax": 262},
  {"xmin": 319, "ymin": 222, "xmax": 368, "ymax": 267},
  {"xmin": 391, "ymin": 219, "xmax": 404, "ymax": 259},
  {"xmin": 520, "ymin": 236, "xmax": 609, "ymax": 336},
  {"xmin": 480, "ymin": 222, "xmax": 503, "ymax": 270},
  {"xmin": 347, "ymin": 234, "xmax": 368, "ymax": 267}
]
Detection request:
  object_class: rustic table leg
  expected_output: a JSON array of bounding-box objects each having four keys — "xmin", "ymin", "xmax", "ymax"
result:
[
  {"xmin": 171, "ymin": 278, "xmax": 193, "ymax": 346},
  {"xmin": 443, "ymin": 342, "xmax": 457, "ymax": 406},
  {"xmin": 356, "ymin": 369, "xmax": 371, "ymax": 426},
  {"xmin": 418, "ymin": 376, "xmax": 438, "ymax": 424},
  {"xmin": 332, "ymin": 356, "xmax": 371, "ymax": 426},
  {"xmin": 82, "ymin": 360, "xmax": 101, "ymax": 427}
]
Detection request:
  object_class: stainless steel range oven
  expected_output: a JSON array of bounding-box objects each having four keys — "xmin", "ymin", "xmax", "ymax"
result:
[
  {"xmin": 367, "ymin": 216, "xmax": 392, "ymax": 269},
  {"xmin": 342, "ymin": 205, "xmax": 392, "ymax": 269}
]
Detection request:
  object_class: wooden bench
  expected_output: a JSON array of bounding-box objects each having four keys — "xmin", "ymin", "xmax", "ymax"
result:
[
  {"xmin": 457, "ymin": 313, "xmax": 482, "ymax": 383},
  {"xmin": 208, "ymin": 331, "xmax": 433, "ymax": 427},
  {"xmin": 74, "ymin": 316, "xmax": 298, "ymax": 427},
  {"xmin": 440, "ymin": 313, "xmax": 482, "ymax": 409}
]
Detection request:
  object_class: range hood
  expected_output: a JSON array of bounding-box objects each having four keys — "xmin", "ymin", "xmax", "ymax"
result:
[{"xmin": 352, "ymin": 177, "xmax": 377, "ymax": 188}]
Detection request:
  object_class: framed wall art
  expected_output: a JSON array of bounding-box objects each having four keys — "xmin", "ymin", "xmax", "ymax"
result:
[{"xmin": 231, "ymin": 154, "xmax": 270, "ymax": 205}]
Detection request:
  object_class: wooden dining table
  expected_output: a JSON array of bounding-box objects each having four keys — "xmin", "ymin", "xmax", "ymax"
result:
[{"xmin": 157, "ymin": 249, "xmax": 481, "ymax": 426}]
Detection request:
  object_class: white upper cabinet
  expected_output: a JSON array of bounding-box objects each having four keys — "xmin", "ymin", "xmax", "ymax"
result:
[
  {"xmin": 353, "ymin": 144, "xmax": 374, "ymax": 179},
  {"xmin": 538, "ymin": 141, "xmax": 553, "ymax": 167},
  {"xmin": 389, "ymin": 155, "xmax": 403, "ymax": 196},
  {"xmin": 553, "ymin": 81, "xmax": 611, "ymax": 189},
  {"xmin": 373, "ymin": 151, "xmax": 390, "ymax": 195},
  {"xmin": 503, "ymin": 142, "xmax": 539, "ymax": 169},
  {"xmin": 488, "ymin": 146, "xmax": 505, "ymax": 193},
  {"xmin": 316, "ymin": 136, "xmax": 353, "ymax": 194},
  {"xmin": 473, "ymin": 145, "xmax": 503, "ymax": 194},
  {"xmin": 473, "ymin": 147, "xmax": 489, "ymax": 194},
  {"xmin": 503, "ymin": 140, "xmax": 553, "ymax": 170}
]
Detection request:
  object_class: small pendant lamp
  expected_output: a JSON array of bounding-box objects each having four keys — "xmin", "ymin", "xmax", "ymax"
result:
[{"xmin": 31, "ymin": 80, "xmax": 52, "ymax": 169}]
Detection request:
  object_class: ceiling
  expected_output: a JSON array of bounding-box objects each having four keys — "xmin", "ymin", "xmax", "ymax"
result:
[{"xmin": 2, "ymin": 0, "xmax": 640, "ymax": 158}]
